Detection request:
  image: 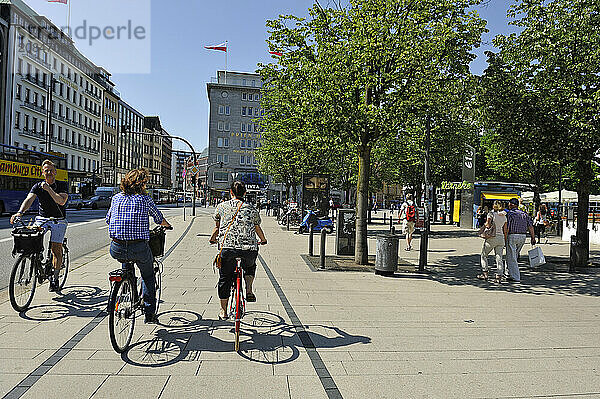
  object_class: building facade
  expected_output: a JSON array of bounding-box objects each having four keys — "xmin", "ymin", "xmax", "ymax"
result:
[
  {"xmin": 143, "ymin": 116, "xmax": 172, "ymax": 189},
  {"xmin": 206, "ymin": 70, "xmax": 267, "ymax": 202},
  {"xmin": 116, "ymin": 99, "xmax": 144, "ymax": 183},
  {"xmin": 97, "ymin": 67, "xmax": 119, "ymax": 187},
  {"xmin": 2, "ymin": 0, "xmax": 103, "ymax": 194}
]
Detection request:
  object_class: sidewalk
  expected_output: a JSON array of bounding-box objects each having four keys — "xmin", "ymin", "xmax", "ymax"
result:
[{"xmin": 1, "ymin": 211, "xmax": 599, "ymax": 398}]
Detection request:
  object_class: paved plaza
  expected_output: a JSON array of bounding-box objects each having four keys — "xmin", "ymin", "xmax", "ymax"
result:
[{"xmin": 1, "ymin": 211, "xmax": 600, "ymax": 398}]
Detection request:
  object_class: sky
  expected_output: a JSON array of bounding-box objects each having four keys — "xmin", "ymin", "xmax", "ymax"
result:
[{"xmin": 28, "ymin": 0, "xmax": 517, "ymax": 153}]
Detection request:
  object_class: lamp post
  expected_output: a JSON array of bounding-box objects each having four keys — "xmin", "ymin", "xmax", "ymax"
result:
[{"xmin": 122, "ymin": 125, "xmax": 198, "ymax": 215}]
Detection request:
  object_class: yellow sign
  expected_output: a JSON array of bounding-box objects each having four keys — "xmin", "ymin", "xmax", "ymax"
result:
[
  {"xmin": 0, "ymin": 160, "xmax": 68, "ymax": 181},
  {"xmin": 453, "ymin": 200, "xmax": 461, "ymax": 223}
]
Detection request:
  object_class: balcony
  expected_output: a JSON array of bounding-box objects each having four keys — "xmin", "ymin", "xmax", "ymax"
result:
[
  {"xmin": 20, "ymin": 128, "xmax": 45, "ymax": 140},
  {"xmin": 22, "ymin": 101, "xmax": 46, "ymax": 115},
  {"xmin": 23, "ymin": 74, "xmax": 48, "ymax": 90}
]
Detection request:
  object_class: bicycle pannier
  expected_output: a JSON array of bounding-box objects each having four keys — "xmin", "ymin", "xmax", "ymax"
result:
[
  {"xmin": 12, "ymin": 228, "xmax": 44, "ymax": 256},
  {"xmin": 148, "ymin": 229, "xmax": 166, "ymax": 257}
]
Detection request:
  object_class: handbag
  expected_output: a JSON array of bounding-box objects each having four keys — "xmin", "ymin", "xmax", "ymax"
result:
[
  {"xmin": 213, "ymin": 201, "xmax": 243, "ymax": 269},
  {"xmin": 478, "ymin": 213, "xmax": 496, "ymax": 239},
  {"xmin": 528, "ymin": 246, "xmax": 546, "ymax": 268}
]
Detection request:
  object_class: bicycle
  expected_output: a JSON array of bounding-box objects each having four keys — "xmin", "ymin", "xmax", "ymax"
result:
[
  {"xmin": 9, "ymin": 217, "xmax": 69, "ymax": 312},
  {"xmin": 229, "ymin": 257, "xmax": 246, "ymax": 352},
  {"xmin": 107, "ymin": 225, "xmax": 172, "ymax": 353}
]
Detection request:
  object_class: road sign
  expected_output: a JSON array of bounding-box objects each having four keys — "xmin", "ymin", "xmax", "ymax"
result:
[
  {"xmin": 189, "ymin": 166, "xmax": 199, "ymax": 175},
  {"xmin": 182, "ymin": 169, "xmax": 187, "ymax": 178}
]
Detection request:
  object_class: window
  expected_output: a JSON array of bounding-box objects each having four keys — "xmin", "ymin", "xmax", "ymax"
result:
[
  {"xmin": 242, "ymin": 93, "xmax": 247, "ymax": 100},
  {"xmin": 243, "ymin": 79, "xmax": 247, "ymax": 86},
  {"xmin": 217, "ymin": 121, "xmax": 224, "ymax": 131},
  {"xmin": 24, "ymin": 115, "xmax": 29, "ymax": 130},
  {"xmin": 225, "ymin": 122, "xmax": 230, "ymax": 131},
  {"xmin": 217, "ymin": 154, "xmax": 223, "ymax": 163},
  {"xmin": 16, "ymin": 84, "xmax": 21, "ymax": 100},
  {"xmin": 255, "ymin": 93, "xmax": 260, "ymax": 101},
  {"xmin": 223, "ymin": 154, "xmax": 229, "ymax": 163},
  {"xmin": 241, "ymin": 107, "xmax": 246, "ymax": 116},
  {"xmin": 224, "ymin": 138, "xmax": 229, "ymax": 147},
  {"xmin": 240, "ymin": 155, "xmax": 245, "ymax": 164},
  {"xmin": 217, "ymin": 137, "xmax": 223, "ymax": 147},
  {"xmin": 251, "ymin": 80, "xmax": 256, "ymax": 87},
  {"xmin": 225, "ymin": 106, "xmax": 230, "ymax": 115},
  {"xmin": 254, "ymin": 108, "xmax": 259, "ymax": 116},
  {"xmin": 254, "ymin": 124, "xmax": 259, "ymax": 132},
  {"xmin": 248, "ymin": 107, "xmax": 253, "ymax": 116},
  {"xmin": 240, "ymin": 139, "xmax": 246, "ymax": 148},
  {"xmin": 17, "ymin": 59, "xmax": 22, "ymax": 74},
  {"xmin": 14, "ymin": 112, "xmax": 20, "ymax": 128},
  {"xmin": 253, "ymin": 156, "xmax": 257, "ymax": 165},
  {"xmin": 241, "ymin": 124, "xmax": 246, "ymax": 132},
  {"xmin": 218, "ymin": 105, "xmax": 224, "ymax": 114},
  {"xmin": 214, "ymin": 171, "xmax": 228, "ymax": 182},
  {"xmin": 25, "ymin": 88, "xmax": 30, "ymax": 103}
]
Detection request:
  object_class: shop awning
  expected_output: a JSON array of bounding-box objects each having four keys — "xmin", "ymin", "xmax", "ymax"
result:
[{"xmin": 481, "ymin": 192, "xmax": 520, "ymax": 201}]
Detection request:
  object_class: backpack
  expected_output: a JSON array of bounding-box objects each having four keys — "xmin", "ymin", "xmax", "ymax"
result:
[{"xmin": 406, "ymin": 205, "xmax": 416, "ymax": 222}]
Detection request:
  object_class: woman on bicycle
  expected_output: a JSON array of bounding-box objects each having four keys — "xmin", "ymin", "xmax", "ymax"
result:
[
  {"xmin": 210, "ymin": 181, "xmax": 267, "ymax": 320},
  {"xmin": 106, "ymin": 168, "xmax": 171, "ymax": 324}
]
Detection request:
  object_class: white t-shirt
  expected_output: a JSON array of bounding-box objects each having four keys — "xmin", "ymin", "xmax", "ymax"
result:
[
  {"xmin": 488, "ymin": 210, "xmax": 506, "ymax": 232},
  {"xmin": 400, "ymin": 200, "xmax": 415, "ymax": 221}
]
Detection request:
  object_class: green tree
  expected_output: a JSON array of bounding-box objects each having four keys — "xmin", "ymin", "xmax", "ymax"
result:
[{"xmin": 259, "ymin": 0, "xmax": 486, "ymax": 264}]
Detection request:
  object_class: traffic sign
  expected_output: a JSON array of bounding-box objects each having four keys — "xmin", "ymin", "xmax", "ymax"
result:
[{"xmin": 189, "ymin": 166, "xmax": 199, "ymax": 175}]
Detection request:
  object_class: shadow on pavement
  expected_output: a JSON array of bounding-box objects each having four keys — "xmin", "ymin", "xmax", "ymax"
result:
[
  {"xmin": 120, "ymin": 309, "xmax": 371, "ymax": 367},
  {"xmin": 19, "ymin": 285, "xmax": 108, "ymax": 321},
  {"xmin": 429, "ymin": 254, "xmax": 600, "ymax": 297}
]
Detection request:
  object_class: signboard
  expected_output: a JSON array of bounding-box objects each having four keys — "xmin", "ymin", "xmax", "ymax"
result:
[
  {"xmin": 302, "ymin": 174, "xmax": 330, "ymax": 217},
  {"xmin": 188, "ymin": 166, "xmax": 199, "ymax": 175},
  {"xmin": 0, "ymin": 160, "xmax": 68, "ymax": 181},
  {"xmin": 462, "ymin": 144, "xmax": 476, "ymax": 183},
  {"xmin": 441, "ymin": 181, "xmax": 474, "ymax": 190},
  {"xmin": 336, "ymin": 209, "xmax": 356, "ymax": 255}
]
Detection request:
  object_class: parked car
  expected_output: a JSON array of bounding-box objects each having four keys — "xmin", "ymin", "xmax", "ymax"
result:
[
  {"xmin": 67, "ymin": 193, "xmax": 83, "ymax": 210},
  {"xmin": 83, "ymin": 195, "xmax": 111, "ymax": 209}
]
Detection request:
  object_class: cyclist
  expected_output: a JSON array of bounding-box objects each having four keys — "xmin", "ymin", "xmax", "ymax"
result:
[
  {"xmin": 209, "ymin": 181, "xmax": 267, "ymax": 320},
  {"xmin": 10, "ymin": 159, "xmax": 68, "ymax": 292},
  {"xmin": 105, "ymin": 168, "xmax": 171, "ymax": 324}
]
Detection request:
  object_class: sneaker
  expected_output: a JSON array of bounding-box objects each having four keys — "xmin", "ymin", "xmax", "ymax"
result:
[
  {"xmin": 144, "ymin": 313, "xmax": 159, "ymax": 324},
  {"xmin": 48, "ymin": 277, "xmax": 58, "ymax": 292}
]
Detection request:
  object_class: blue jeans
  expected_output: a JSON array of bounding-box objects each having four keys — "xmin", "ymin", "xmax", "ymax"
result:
[{"xmin": 109, "ymin": 240, "xmax": 156, "ymax": 314}]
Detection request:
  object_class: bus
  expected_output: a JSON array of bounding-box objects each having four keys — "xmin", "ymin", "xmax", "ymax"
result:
[
  {"xmin": 147, "ymin": 188, "xmax": 175, "ymax": 204},
  {"xmin": 0, "ymin": 144, "xmax": 68, "ymax": 214}
]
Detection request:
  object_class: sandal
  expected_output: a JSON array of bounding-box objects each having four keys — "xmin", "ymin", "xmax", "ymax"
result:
[
  {"xmin": 218, "ymin": 311, "xmax": 229, "ymax": 321},
  {"xmin": 476, "ymin": 273, "xmax": 488, "ymax": 281}
]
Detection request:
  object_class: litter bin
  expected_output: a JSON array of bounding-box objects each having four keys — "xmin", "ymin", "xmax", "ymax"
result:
[{"xmin": 375, "ymin": 235, "xmax": 399, "ymax": 276}]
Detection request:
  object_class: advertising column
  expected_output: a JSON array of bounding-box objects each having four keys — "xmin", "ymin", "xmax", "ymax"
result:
[{"xmin": 460, "ymin": 145, "xmax": 476, "ymax": 229}]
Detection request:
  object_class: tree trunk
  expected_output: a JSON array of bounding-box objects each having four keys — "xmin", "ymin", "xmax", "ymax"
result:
[
  {"xmin": 354, "ymin": 146, "xmax": 371, "ymax": 264},
  {"xmin": 575, "ymin": 159, "xmax": 592, "ymax": 265}
]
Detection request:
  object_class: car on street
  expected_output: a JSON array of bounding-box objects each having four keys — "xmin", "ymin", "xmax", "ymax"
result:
[
  {"xmin": 82, "ymin": 195, "xmax": 111, "ymax": 209},
  {"xmin": 66, "ymin": 193, "xmax": 83, "ymax": 210}
]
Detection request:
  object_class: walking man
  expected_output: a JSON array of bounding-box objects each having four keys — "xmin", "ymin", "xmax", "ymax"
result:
[
  {"xmin": 504, "ymin": 198, "xmax": 536, "ymax": 282},
  {"xmin": 399, "ymin": 194, "xmax": 417, "ymax": 251}
]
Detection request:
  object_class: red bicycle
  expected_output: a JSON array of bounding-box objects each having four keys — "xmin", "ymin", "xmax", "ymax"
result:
[{"xmin": 228, "ymin": 257, "xmax": 245, "ymax": 351}]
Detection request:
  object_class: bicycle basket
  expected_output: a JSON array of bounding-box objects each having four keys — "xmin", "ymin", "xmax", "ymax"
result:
[
  {"xmin": 148, "ymin": 229, "xmax": 166, "ymax": 257},
  {"xmin": 11, "ymin": 227, "xmax": 44, "ymax": 256}
]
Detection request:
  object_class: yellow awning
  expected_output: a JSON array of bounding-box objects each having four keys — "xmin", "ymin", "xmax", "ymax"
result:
[{"xmin": 481, "ymin": 192, "xmax": 520, "ymax": 201}]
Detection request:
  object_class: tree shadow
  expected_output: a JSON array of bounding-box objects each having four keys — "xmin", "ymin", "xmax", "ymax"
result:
[
  {"xmin": 428, "ymin": 254, "xmax": 600, "ymax": 297},
  {"xmin": 19, "ymin": 285, "xmax": 109, "ymax": 321},
  {"xmin": 120, "ymin": 309, "xmax": 371, "ymax": 367}
]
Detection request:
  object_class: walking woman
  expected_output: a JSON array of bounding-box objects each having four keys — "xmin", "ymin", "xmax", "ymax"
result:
[
  {"xmin": 478, "ymin": 200, "xmax": 508, "ymax": 283},
  {"xmin": 534, "ymin": 203, "xmax": 548, "ymax": 243},
  {"xmin": 209, "ymin": 181, "xmax": 267, "ymax": 320}
]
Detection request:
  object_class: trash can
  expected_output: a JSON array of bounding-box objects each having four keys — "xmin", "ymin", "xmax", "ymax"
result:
[{"xmin": 375, "ymin": 235, "xmax": 399, "ymax": 276}]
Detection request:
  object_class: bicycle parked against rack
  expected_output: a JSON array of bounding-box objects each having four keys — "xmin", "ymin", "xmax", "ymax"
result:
[
  {"xmin": 107, "ymin": 225, "xmax": 172, "ymax": 353},
  {"xmin": 9, "ymin": 217, "xmax": 69, "ymax": 312}
]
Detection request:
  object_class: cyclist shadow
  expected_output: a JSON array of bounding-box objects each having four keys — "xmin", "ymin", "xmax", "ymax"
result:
[
  {"xmin": 120, "ymin": 309, "xmax": 370, "ymax": 367},
  {"xmin": 19, "ymin": 285, "xmax": 109, "ymax": 322}
]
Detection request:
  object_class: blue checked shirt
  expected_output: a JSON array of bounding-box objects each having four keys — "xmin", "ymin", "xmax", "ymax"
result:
[
  {"xmin": 106, "ymin": 193, "xmax": 164, "ymax": 241},
  {"xmin": 506, "ymin": 208, "xmax": 533, "ymax": 235}
]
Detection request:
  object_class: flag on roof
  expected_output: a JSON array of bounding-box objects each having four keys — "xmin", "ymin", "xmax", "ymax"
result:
[
  {"xmin": 269, "ymin": 51, "xmax": 283, "ymax": 57},
  {"xmin": 48, "ymin": 0, "xmax": 68, "ymax": 4},
  {"xmin": 204, "ymin": 43, "xmax": 227, "ymax": 52}
]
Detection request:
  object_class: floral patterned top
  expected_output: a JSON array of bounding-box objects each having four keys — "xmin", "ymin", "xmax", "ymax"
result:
[{"xmin": 214, "ymin": 199, "xmax": 261, "ymax": 251}]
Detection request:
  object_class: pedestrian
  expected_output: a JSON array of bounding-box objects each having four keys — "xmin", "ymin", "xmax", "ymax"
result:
[
  {"xmin": 476, "ymin": 205, "xmax": 488, "ymax": 228},
  {"xmin": 266, "ymin": 199, "xmax": 272, "ymax": 216},
  {"xmin": 534, "ymin": 203, "xmax": 548, "ymax": 243},
  {"xmin": 478, "ymin": 201, "xmax": 507, "ymax": 283},
  {"xmin": 504, "ymin": 197, "xmax": 536, "ymax": 282},
  {"xmin": 329, "ymin": 197, "xmax": 334, "ymax": 218},
  {"xmin": 399, "ymin": 194, "xmax": 417, "ymax": 251},
  {"xmin": 209, "ymin": 181, "xmax": 267, "ymax": 320},
  {"xmin": 106, "ymin": 168, "xmax": 172, "ymax": 324}
]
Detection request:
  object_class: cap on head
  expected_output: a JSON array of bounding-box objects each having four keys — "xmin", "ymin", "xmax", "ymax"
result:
[{"xmin": 509, "ymin": 198, "xmax": 519, "ymax": 206}]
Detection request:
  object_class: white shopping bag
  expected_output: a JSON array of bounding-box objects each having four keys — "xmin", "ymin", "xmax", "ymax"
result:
[{"xmin": 528, "ymin": 246, "xmax": 546, "ymax": 268}]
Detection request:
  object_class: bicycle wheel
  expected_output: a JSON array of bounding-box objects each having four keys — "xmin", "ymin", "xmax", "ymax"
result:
[
  {"xmin": 9, "ymin": 254, "xmax": 37, "ymax": 312},
  {"xmin": 57, "ymin": 244, "xmax": 69, "ymax": 290},
  {"xmin": 234, "ymin": 273, "xmax": 241, "ymax": 352},
  {"xmin": 154, "ymin": 260, "xmax": 162, "ymax": 314},
  {"xmin": 108, "ymin": 278, "xmax": 136, "ymax": 353}
]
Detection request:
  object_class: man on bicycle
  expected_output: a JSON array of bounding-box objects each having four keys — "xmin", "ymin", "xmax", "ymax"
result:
[
  {"xmin": 10, "ymin": 160, "xmax": 68, "ymax": 292},
  {"xmin": 106, "ymin": 168, "xmax": 171, "ymax": 324}
]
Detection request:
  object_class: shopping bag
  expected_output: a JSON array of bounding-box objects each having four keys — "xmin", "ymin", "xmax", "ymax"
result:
[{"xmin": 528, "ymin": 246, "xmax": 546, "ymax": 268}]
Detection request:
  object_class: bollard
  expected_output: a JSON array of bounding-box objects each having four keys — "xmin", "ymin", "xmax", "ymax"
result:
[
  {"xmin": 287, "ymin": 214, "xmax": 290, "ymax": 231},
  {"xmin": 308, "ymin": 226, "xmax": 314, "ymax": 256},
  {"xmin": 391, "ymin": 225, "xmax": 395, "ymax": 235},
  {"xmin": 389, "ymin": 216, "xmax": 393, "ymax": 232},
  {"xmin": 383, "ymin": 213, "xmax": 387, "ymax": 225},
  {"xmin": 320, "ymin": 229, "xmax": 327, "ymax": 269}
]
